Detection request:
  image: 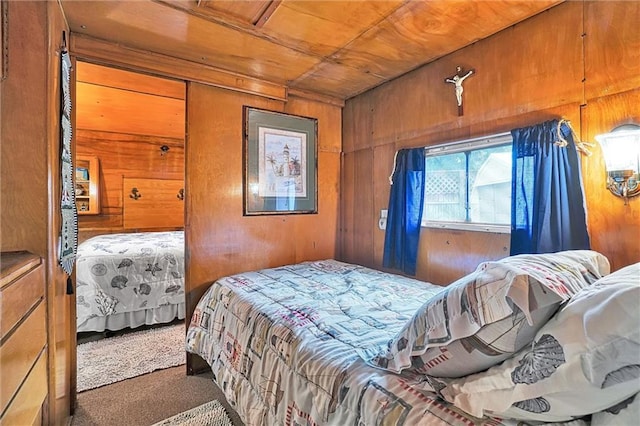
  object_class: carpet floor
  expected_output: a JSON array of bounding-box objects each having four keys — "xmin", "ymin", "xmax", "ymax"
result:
[{"xmin": 72, "ymin": 366, "xmax": 244, "ymax": 426}]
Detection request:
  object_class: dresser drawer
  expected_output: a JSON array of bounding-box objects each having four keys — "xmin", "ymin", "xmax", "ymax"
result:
[
  {"xmin": 0, "ymin": 259, "xmax": 44, "ymax": 340},
  {"xmin": 0, "ymin": 348, "xmax": 47, "ymax": 426},
  {"xmin": 0, "ymin": 301, "xmax": 47, "ymax": 415}
]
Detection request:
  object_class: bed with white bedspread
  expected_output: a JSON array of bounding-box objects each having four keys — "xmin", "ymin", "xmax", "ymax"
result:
[{"xmin": 76, "ymin": 231, "xmax": 185, "ymax": 332}]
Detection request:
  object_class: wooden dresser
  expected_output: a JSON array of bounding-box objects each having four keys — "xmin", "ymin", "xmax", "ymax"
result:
[{"xmin": 0, "ymin": 251, "xmax": 48, "ymax": 425}]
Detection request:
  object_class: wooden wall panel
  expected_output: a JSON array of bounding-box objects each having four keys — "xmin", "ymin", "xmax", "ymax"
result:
[
  {"xmin": 372, "ymin": 144, "xmax": 396, "ymax": 267},
  {"xmin": 366, "ymin": 2, "xmax": 583, "ymax": 150},
  {"xmin": 76, "ymin": 130, "xmax": 185, "ymax": 231},
  {"xmin": 340, "ymin": 152, "xmax": 355, "ymax": 261},
  {"xmin": 1, "ymin": 2, "xmax": 73, "ymax": 424},
  {"xmin": 1, "ymin": 2, "xmax": 49, "ymax": 255},
  {"xmin": 285, "ymin": 95, "xmax": 342, "ymax": 153},
  {"xmin": 285, "ymin": 96, "xmax": 342, "ymax": 263},
  {"xmin": 75, "ymin": 63, "xmax": 186, "ymax": 234},
  {"xmin": 352, "ymin": 149, "xmax": 375, "ymax": 267},
  {"xmin": 342, "ymin": 90, "xmax": 374, "ymax": 153},
  {"xmin": 582, "ymin": 88, "xmax": 640, "ymax": 271},
  {"xmin": 123, "ymin": 178, "xmax": 184, "ymax": 229},
  {"xmin": 584, "ymin": 1, "xmax": 640, "ymax": 100},
  {"xmin": 416, "ymin": 229, "xmax": 510, "ymax": 286},
  {"xmin": 186, "ymin": 84, "xmax": 342, "ymax": 372},
  {"xmin": 340, "ymin": 150, "xmax": 375, "ymax": 267},
  {"xmin": 341, "ymin": 1, "xmax": 638, "ymax": 285},
  {"xmin": 292, "ymin": 152, "xmax": 341, "ymax": 262},
  {"xmin": 76, "ymin": 82, "xmax": 185, "ymax": 139}
]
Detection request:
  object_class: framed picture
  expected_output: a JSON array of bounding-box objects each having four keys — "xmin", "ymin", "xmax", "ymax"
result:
[{"xmin": 243, "ymin": 106, "xmax": 318, "ymax": 215}]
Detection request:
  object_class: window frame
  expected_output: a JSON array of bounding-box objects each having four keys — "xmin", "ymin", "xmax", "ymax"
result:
[{"xmin": 421, "ymin": 132, "xmax": 513, "ymax": 233}]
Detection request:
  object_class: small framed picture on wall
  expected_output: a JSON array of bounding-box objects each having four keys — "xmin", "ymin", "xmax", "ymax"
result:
[{"xmin": 243, "ymin": 106, "xmax": 318, "ymax": 215}]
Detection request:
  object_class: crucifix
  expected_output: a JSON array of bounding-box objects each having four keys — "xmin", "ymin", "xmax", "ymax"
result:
[{"xmin": 444, "ymin": 66, "xmax": 475, "ymax": 116}]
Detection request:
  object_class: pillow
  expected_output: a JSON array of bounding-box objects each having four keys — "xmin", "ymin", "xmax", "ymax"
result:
[
  {"xmin": 440, "ymin": 262, "xmax": 640, "ymax": 422},
  {"xmin": 359, "ymin": 250, "xmax": 610, "ymax": 377},
  {"xmin": 591, "ymin": 392, "xmax": 640, "ymax": 425}
]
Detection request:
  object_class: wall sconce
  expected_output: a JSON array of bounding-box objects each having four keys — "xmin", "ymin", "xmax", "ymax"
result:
[{"xmin": 595, "ymin": 124, "xmax": 640, "ymax": 204}]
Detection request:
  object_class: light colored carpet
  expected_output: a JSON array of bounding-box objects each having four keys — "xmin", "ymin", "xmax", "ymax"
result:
[
  {"xmin": 77, "ymin": 323, "xmax": 186, "ymax": 392},
  {"xmin": 152, "ymin": 400, "xmax": 234, "ymax": 426}
]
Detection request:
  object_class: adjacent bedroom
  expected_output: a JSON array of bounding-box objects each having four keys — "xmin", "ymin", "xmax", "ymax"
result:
[{"xmin": 72, "ymin": 62, "xmax": 188, "ymax": 393}]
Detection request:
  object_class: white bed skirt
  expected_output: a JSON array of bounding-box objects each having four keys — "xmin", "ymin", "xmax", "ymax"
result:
[{"xmin": 77, "ymin": 303, "xmax": 186, "ymax": 333}]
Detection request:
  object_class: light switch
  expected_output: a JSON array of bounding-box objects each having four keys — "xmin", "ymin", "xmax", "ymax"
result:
[{"xmin": 379, "ymin": 209, "xmax": 388, "ymax": 230}]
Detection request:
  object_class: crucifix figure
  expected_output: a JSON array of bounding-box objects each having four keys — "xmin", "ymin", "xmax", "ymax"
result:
[{"xmin": 445, "ymin": 66, "xmax": 475, "ymax": 116}]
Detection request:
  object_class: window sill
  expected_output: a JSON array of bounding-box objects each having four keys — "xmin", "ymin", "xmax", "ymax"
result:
[{"xmin": 422, "ymin": 221, "xmax": 510, "ymax": 234}]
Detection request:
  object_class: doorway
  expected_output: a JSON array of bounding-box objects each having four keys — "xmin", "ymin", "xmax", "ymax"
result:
[{"xmin": 72, "ymin": 60, "xmax": 187, "ymax": 393}]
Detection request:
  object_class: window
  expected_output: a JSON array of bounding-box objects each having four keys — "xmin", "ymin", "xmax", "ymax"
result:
[{"xmin": 423, "ymin": 133, "xmax": 512, "ymax": 232}]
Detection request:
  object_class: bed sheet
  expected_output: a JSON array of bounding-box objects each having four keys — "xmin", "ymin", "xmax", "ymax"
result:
[
  {"xmin": 76, "ymin": 231, "xmax": 184, "ymax": 330},
  {"xmin": 186, "ymin": 260, "xmax": 510, "ymax": 425}
]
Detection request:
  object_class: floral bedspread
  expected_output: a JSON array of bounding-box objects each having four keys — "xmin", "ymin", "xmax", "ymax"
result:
[
  {"xmin": 76, "ymin": 231, "xmax": 184, "ymax": 329},
  {"xmin": 186, "ymin": 260, "xmax": 508, "ymax": 426}
]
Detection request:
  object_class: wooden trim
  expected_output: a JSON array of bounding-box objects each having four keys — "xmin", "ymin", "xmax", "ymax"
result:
[
  {"xmin": 75, "ymin": 155, "xmax": 100, "ymax": 215},
  {"xmin": 70, "ymin": 34, "xmax": 287, "ymax": 101},
  {"xmin": 253, "ymin": 0, "xmax": 282, "ymax": 28},
  {"xmin": 1, "ymin": 0, "xmax": 7, "ymax": 81}
]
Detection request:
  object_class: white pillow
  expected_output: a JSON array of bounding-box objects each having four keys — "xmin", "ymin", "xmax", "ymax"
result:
[
  {"xmin": 359, "ymin": 250, "xmax": 610, "ymax": 377},
  {"xmin": 441, "ymin": 262, "xmax": 640, "ymax": 422},
  {"xmin": 591, "ymin": 392, "xmax": 640, "ymax": 425}
]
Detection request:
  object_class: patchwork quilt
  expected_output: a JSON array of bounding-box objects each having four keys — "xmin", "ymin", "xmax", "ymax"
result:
[
  {"xmin": 186, "ymin": 260, "xmax": 510, "ymax": 425},
  {"xmin": 76, "ymin": 231, "xmax": 184, "ymax": 329}
]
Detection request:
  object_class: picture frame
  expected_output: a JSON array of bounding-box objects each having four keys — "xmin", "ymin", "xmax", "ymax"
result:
[{"xmin": 243, "ymin": 106, "xmax": 318, "ymax": 215}]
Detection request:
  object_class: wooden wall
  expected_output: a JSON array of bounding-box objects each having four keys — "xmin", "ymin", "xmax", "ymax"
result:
[
  {"xmin": 75, "ymin": 62, "xmax": 186, "ymax": 237},
  {"xmin": 341, "ymin": 0, "xmax": 640, "ymax": 284},
  {"xmin": 581, "ymin": 1, "xmax": 640, "ymax": 273},
  {"xmin": 186, "ymin": 84, "xmax": 341, "ymax": 370},
  {"xmin": 0, "ymin": 1, "xmax": 74, "ymax": 424}
]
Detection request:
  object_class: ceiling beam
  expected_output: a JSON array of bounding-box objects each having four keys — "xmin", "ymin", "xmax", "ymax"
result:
[
  {"xmin": 253, "ymin": 0, "xmax": 281, "ymax": 28},
  {"xmin": 70, "ymin": 34, "xmax": 287, "ymax": 101}
]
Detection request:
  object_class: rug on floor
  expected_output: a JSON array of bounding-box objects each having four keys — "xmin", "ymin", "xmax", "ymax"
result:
[
  {"xmin": 77, "ymin": 323, "xmax": 185, "ymax": 392},
  {"xmin": 152, "ymin": 400, "xmax": 234, "ymax": 426}
]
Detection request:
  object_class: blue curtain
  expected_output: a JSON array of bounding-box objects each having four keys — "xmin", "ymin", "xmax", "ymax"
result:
[
  {"xmin": 510, "ymin": 119, "xmax": 590, "ymax": 255},
  {"xmin": 383, "ymin": 148, "xmax": 426, "ymax": 275}
]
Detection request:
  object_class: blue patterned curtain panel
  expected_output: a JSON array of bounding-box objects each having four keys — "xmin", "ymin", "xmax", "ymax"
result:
[{"xmin": 59, "ymin": 48, "xmax": 78, "ymax": 275}]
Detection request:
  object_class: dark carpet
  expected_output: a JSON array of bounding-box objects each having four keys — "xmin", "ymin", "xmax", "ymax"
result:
[{"xmin": 72, "ymin": 366, "xmax": 244, "ymax": 426}]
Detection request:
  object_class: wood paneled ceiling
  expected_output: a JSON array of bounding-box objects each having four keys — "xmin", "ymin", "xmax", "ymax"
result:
[{"xmin": 61, "ymin": 0, "xmax": 562, "ymax": 100}]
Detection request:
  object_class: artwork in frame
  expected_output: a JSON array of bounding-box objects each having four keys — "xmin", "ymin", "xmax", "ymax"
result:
[{"xmin": 243, "ymin": 106, "xmax": 318, "ymax": 215}]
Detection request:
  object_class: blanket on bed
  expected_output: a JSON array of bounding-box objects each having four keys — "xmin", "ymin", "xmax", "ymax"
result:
[
  {"xmin": 186, "ymin": 260, "xmax": 509, "ymax": 426},
  {"xmin": 76, "ymin": 231, "xmax": 184, "ymax": 329}
]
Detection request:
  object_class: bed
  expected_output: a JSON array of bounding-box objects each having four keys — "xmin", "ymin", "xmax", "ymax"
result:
[
  {"xmin": 186, "ymin": 252, "xmax": 640, "ymax": 425},
  {"xmin": 76, "ymin": 231, "xmax": 185, "ymax": 332}
]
